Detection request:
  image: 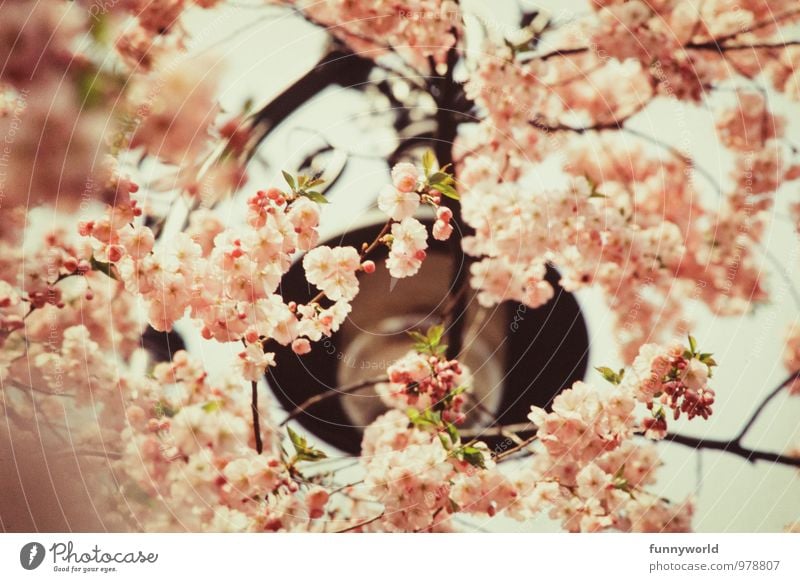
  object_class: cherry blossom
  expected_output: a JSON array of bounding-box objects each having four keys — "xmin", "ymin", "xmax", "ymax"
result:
[
  {"xmin": 2, "ymin": 0, "xmax": 799, "ymax": 536},
  {"xmin": 386, "ymin": 217, "xmax": 429, "ymax": 278}
]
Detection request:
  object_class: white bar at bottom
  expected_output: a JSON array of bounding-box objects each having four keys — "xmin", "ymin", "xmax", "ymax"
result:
[{"xmin": 0, "ymin": 533, "xmax": 797, "ymax": 581}]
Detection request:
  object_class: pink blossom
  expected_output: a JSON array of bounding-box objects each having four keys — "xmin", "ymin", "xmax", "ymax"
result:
[
  {"xmin": 391, "ymin": 162, "xmax": 420, "ymax": 193},
  {"xmin": 386, "ymin": 218, "xmax": 428, "ymax": 278},
  {"xmin": 303, "ymin": 246, "xmax": 361, "ymax": 301},
  {"xmin": 377, "ymin": 184, "xmax": 420, "ymax": 221},
  {"xmin": 237, "ymin": 344, "xmax": 276, "ymax": 382}
]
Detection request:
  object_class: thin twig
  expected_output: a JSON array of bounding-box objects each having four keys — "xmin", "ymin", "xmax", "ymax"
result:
[
  {"xmin": 494, "ymin": 434, "xmax": 538, "ymax": 462},
  {"xmin": 460, "ymin": 421, "xmax": 534, "ymax": 438},
  {"xmin": 734, "ymin": 372, "xmax": 799, "ymax": 443},
  {"xmin": 251, "ymin": 380, "xmax": 263, "ymax": 454},
  {"xmin": 279, "ymin": 376, "xmax": 387, "ymax": 426},
  {"xmin": 334, "ymin": 511, "xmax": 385, "ymax": 533}
]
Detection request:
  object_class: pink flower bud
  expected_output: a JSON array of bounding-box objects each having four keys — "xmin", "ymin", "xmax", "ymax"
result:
[
  {"xmin": 361, "ymin": 260, "xmax": 376, "ymax": 274},
  {"xmin": 107, "ymin": 245, "xmax": 124, "ymax": 263},
  {"xmin": 292, "ymin": 338, "xmax": 311, "ymax": 355},
  {"xmin": 78, "ymin": 221, "xmax": 94, "ymax": 236},
  {"xmin": 63, "ymin": 256, "xmax": 78, "ymax": 273},
  {"xmin": 432, "ymin": 219, "xmax": 453, "ymax": 241}
]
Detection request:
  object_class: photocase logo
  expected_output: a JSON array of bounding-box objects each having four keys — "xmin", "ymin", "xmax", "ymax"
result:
[{"xmin": 20, "ymin": 542, "xmax": 46, "ymax": 570}]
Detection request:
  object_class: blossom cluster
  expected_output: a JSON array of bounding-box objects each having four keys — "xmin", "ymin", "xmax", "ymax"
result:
[
  {"xmin": 522, "ymin": 338, "xmax": 715, "ymax": 531},
  {"xmin": 455, "ymin": 1, "xmax": 800, "ymax": 359},
  {"xmin": 109, "ymin": 350, "xmax": 341, "ymax": 532},
  {"xmin": 268, "ymin": 0, "xmax": 461, "ymax": 72},
  {"xmin": 356, "ymin": 409, "xmax": 519, "ymax": 531},
  {"xmin": 378, "ymin": 157, "xmax": 457, "ymax": 278},
  {"xmin": 378, "ymin": 350, "xmax": 468, "ymax": 423},
  {"xmin": 621, "ymin": 339, "xmax": 717, "ymax": 438}
]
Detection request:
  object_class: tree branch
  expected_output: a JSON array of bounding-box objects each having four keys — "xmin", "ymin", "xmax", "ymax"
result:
[
  {"xmin": 663, "ymin": 432, "xmax": 800, "ymax": 467},
  {"xmin": 431, "ymin": 34, "xmax": 473, "ymax": 361},
  {"xmin": 687, "ymin": 40, "xmax": 800, "ymax": 52},
  {"xmin": 530, "ymin": 96, "xmax": 652, "ymax": 134},
  {"xmin": 333, "ymin": 511, "xmax": 385, "ymax": 533},
  {"xmin": 279, "ymin": 376, "xmax": 387, "ymax": 426},
  {"xmin": 462, "ymin": 374, "xmax": 800, "ymax": 468},
  {"xmin": 251, "ymin": 380, "xmax": 263, "ymax": 454},
  {"xmin": 734, "ymin": 372, "xmax": 799, "ymax": 443},
  {"xmin": 246, "ymin": 48, "xmax": 375, "ymax": 162}
]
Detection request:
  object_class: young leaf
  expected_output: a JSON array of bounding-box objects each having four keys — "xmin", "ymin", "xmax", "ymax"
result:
[
  {"xmin": 595, "ymin": 366, "xmax": 623, "ymax": 385},
  {"xmin": 296, "ymin": 449, "xmax": 327, "ymax": 462},
  {"xmin": 201, "ymin": 400, "xmax": 222, "ymax": 413},
  {"xmin": 90, "ymin": 256, "xmax": 118, "ymax": 280},
  {"xmin": 445, "ymin": 422, "xmax": 460, "ymax": 446},
  {"xmin": 281, "ymin": 170, "xmax": 296, "ymax": 191},
  {"xmin": 428, "ymin": 172, "xmax": 453, "ymax": 186},
  {"xmin": 287, "ymin": 425, "xmax": 306, "ymax": 451},
  {"xmin": 461, "ymin": 446, "xmax": 487, "ymax": 469},
  {"xmin": 433, "ymin": 182, "xmax": 460, "ymax": 201},
  {"xmin": 426, "ymin": 325, "xmax": 444, "ymax": 347},
  {"xmin": 301, "ymin": 190, "xmax": 329, "ymax": 204},
  {"xmin": 422, "ymin": 150, "xmax": 436, "ymax": 177}
]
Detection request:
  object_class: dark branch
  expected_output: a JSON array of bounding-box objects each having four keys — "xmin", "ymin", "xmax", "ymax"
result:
[
  {"xmin": 251, "ymin": 380, "xmax": 263, "ymax": 454},
  {"xmin": 279, "ymin": 376, "xmax": 387, "ymax": 427},
  {"xmin": 734, "ymin": 372, "xmax": 799, "ymax": 443},
  {"xmin": 246, "ymin": 48, "xmax": 375, "ymax": 161},
  {"xmin": 663, "ymin": 432, "xmax": 800, "ymax": 468}
]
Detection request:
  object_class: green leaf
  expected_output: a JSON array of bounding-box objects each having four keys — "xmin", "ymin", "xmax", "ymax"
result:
[
  {"xmin": 296, "ymin": 449, "xmax": 327, "ymax": 462},
  {"xmin": 433, "ymin": 182, "xmax": 460, "ymax": 201},
  {"xmin": 428, "ymin": 172, "xmax": 453, "ymax": 186},
  {"xmin": 461, "ymin": 446, "xmax": 487, "ymax": 469},
  {"xmin": 282, "ymin": 170, "xmax": 296, "ymax": 191},
  {"xmin": 687, "ymin": 335, "xmax": 698, "ymax": 355},
  {"xmin": 595, "ymin": 366, "xmax": 623, "ymax": 385},
  {"xmin": 407, "ymin": 325, "xmax": 448, "ymax": 356},
  {"xmin": 287, "ymin": 425, "xmax": 306, "ymax": 451},
  {"xmin": 202, "ymin": 400, "xmax": 221, "ymax": 413},
  {"xmin": 698, "ymin": 353, "xmax": 717, "ymax": 367},
  {"xmin": 408, "ymin": 331, "xmax": 428, "ymax": 344},
  {"xmin": 301, "ymin": 190, "xmax": 329, "ymax": 204},
  {"xmin": 427, "ymin": 325, "xmax": 444, "ymax": 347},
  {"xmin": 286, "ymin": 426, "xmax": 327, "ymax": 462},
  {"xmin": 445, "ymin": 422, "xmax": 460, "ymax": 446},
  {"xmin": 422, "ymin": 150, "xmax": 436, "ymax": 177},
  {"xmin": 90, "ymin": 256, "xmax": 118, "ymax": 280}
]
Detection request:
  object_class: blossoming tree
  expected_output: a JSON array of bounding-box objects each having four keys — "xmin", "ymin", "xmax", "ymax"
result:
[{"xmin": 1, "ymin": 0, "xmax": 799, "ymax": 532}]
